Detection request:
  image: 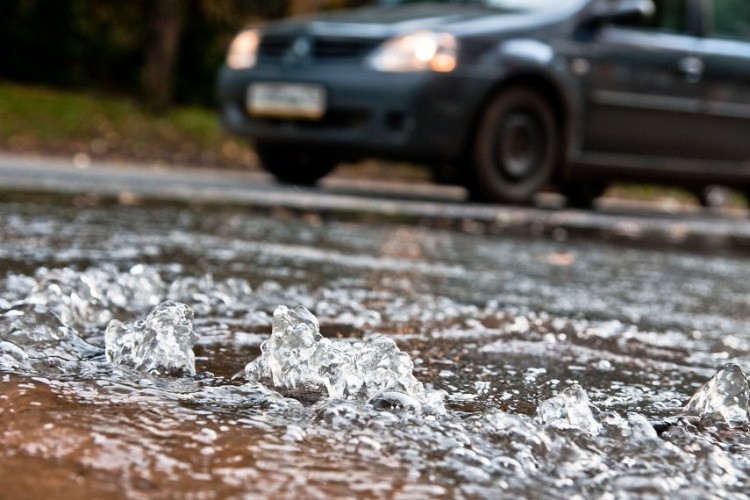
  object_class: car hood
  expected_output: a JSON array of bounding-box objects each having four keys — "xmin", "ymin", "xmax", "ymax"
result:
[{"xmin": 261, "ymin": 4, "xmax": 549, "ymax": 39}]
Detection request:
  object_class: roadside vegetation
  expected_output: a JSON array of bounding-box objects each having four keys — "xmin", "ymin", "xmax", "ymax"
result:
[{"xmin": 0, "ymin": 82, "xmax": 256, "ymax": 170}]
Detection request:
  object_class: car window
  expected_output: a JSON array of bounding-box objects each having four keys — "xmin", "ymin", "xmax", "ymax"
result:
[
  {"xmin": 612, "ymin": 0, "xmax": 689, "ymax": 34},
  {"xmin": 710, "ymin": 0, "xmax": 750, "ymax": 40}
]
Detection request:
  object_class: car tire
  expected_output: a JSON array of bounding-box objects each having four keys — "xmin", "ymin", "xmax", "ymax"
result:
[
  {"xmin": 558, "ymin": 180, "xmax": 607, "ymax": 209},
  {"xmin": 256, "ymin": 143, "xmax": 338, "ymax": 185},
  {"xmin": 469, "ymin": 87, "xmax": 559, "ymax": 204}
]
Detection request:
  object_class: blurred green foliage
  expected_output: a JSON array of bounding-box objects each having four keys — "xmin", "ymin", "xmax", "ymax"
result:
[
  {"xmin": 0, "ymin": 82, "xmax": 258, "ymax": 168},
  {"xmin": 0, "ymin": 0, "xmax": 364, "ymax": 107}
]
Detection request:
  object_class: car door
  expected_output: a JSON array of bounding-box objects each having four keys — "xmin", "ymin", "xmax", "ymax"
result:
[
  {"xmin": 580, "ymin": 0, "xmax": 703, "ymax": 159},
  {"xmin": 692, "ymin": 0, "xmax": 750, "ymax": 165}
]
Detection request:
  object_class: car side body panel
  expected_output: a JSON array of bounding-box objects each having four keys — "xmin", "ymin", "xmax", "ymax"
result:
[{"xmin": 695, "ymin": 37, "xmax": 750, "ymax": 164}]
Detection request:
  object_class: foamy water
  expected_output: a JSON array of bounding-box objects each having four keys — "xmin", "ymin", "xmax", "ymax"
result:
[{"xmin": 1, "ymin": 202, "xmax": 750, "ymax": 497}]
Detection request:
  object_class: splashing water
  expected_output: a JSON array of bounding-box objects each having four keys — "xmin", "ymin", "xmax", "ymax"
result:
[
  {"xmin": 0, "ymin": 240, "xmax": 750, "ymax": 499},
  {"xmin": 23, "ymin": 265, "xmax": 166, "ymax": 330},
  {"xmin": 0, "ymin": 303, "xmax": 77, "ymax": 344},
  {"xmin": 683, "ymin": 363, "xmax": 749, "ymax": 427},
  {"xmin": 535, "ymin": 384, "xmax": 603, "ymax": 436},
  {"xmin": 239, "ymin": 305, "xmax": 444, "ymax": 411},
  {"xmin": 4, "ymin": 264, "xmax": 258, "ymax": 333},
  {"xmin": 0, "ymin": 303, "xmax": 101, "ymax": 372},
  {"xmin": 168, "ymin": 274, "xmax": 253, "ymax": 316},
  {"xmin": 105, "ymin": 300, "xmax": 198, "ymax": 376}
]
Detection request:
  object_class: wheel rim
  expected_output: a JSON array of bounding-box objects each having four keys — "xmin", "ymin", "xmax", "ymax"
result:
[
  {"xmin": 471, "ymin": 88, "xmax": 558, "ymax": 204},
  {"xmin": 495, "ymin": 110, "xmax": 546, "ymax": 182}
]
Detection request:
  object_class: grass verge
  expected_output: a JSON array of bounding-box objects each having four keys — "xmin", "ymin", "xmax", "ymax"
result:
[{"xmin": 0, "ymin": 82, "xmax": 256, "ymax": 169}]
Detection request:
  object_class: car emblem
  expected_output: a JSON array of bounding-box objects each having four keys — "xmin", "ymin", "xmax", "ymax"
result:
[{"xmin": 287, "ymin": 36, "xmax": 313, "ymax": 63}]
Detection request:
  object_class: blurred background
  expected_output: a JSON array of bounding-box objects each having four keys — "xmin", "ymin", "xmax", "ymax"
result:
[
  {"xmin": 0, "ymin": 0, "xmax": 736, "ymax": 206},
  {"xmin": 0, "ymin": 0, "xmax": 371, "ymax": 170}
]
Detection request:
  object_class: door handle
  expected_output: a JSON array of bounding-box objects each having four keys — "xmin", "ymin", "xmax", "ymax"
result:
[{"xmin": 678, "ymin": 56, "xmax": 704, "ymax": 83}]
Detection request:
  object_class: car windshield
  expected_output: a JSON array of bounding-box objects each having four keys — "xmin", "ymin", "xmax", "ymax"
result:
[{"xmin": 376, "ymin": 0, "xmax": 578, "ymax": 12}]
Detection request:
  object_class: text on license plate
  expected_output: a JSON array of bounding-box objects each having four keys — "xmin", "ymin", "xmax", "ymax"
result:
[{"xmin": 247, "ymin": 83, "xmax": 326, "ymax": 120}]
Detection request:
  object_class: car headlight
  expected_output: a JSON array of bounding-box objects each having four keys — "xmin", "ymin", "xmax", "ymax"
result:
[
  {"xmin": 367, "ymin": 31, "xmax": 458, "ymax": 73},
  {"xmin": 227, "ymin": 29, "xmax": 261, "ymax": 70}
]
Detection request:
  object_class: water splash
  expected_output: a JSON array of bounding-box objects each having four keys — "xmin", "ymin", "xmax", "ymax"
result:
[
  {"xmin": 168, "ymin": 274, "xmax": 253, "ymax": 316},
  {"xmin": 683, "ymin": 363, "xmax": 749, "ymax": 427},
  {"xmin": 0, "ymin": 303, "xmax": 76, "ymax": 343},
  {"xmin": 0, "ymin": 273, "xmax": 37, "ymax": 309},
  {"xmin": 0, "ymin": 303, "xmax": 101, "ymax": 372},
  {"xmin": 239, "ymin": 305, "xmax": 443, "ymax": 411},
  {"xmin": 105, "ymin": 300, "xmax": 198, "ymax": 376},
  {"xmin": 535, "ymin": 384, "xmax": 602, "ymax": 436},
  {"xmin": 3, "ymin": 264, "xmax": 259, "ymax": 330},
  {"xmin": 25, "ymin": 267, "xmax": 115, "ymax": 330}
]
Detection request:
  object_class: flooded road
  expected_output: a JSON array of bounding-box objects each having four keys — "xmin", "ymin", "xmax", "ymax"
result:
[{"xmin": 1, "ymin": 200, "xmax": 750, "ymax": 498}]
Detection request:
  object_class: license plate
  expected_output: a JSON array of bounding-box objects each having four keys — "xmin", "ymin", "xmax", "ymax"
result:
[{"xmin": 247, "ymin": 82, "xmax": 326, "ymax": 120}]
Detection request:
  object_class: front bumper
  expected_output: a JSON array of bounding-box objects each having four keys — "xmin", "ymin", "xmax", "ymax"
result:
[{"xmin": 216, "ymin": 63, "xmax": 487, "ymax": 164}]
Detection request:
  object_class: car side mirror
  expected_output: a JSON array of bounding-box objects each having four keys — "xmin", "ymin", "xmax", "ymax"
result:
[{"xmin": 590, "ymin": 0, "xmax": 656, "ymax": 26}]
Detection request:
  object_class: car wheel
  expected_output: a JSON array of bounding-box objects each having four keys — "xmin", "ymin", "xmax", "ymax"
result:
[
  {"xmin": 558, "ymin": 180, "xmax": 607, "ymax": 209},
  {"xmin": 256, "ymin": 143, "xmax": 337, "ymax": 185},
  {"xmin": 469, "ymin": 87, "xmax": 559, "ymax": 204}
]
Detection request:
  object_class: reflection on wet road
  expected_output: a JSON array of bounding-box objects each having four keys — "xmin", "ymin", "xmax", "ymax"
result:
[{"xmin": 1, "ymin": 201, "xmax": 750, "ymax": 497}]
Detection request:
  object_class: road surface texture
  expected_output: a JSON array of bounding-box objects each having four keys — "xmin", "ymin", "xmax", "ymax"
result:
[
  {"xmin": 0, "ymin": 152, "xmax": 749, "ymax": 251},
  {"xmin": 1, "ymin": 153, "xmax": 750, "ymax": 497}
]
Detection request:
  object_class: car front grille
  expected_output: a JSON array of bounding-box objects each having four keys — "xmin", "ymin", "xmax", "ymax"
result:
[{"xmin": 258, "ymin": 35, "xmax": 381, "ymax": 62}]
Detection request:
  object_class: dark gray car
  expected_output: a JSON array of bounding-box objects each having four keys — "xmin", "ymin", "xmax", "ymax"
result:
[{"xmin": 216, "ymin": 0, "xmax": 750, "ymax": 206}]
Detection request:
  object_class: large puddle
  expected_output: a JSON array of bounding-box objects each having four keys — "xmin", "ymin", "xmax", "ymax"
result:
[{"xmin": 1, "ymin": 201, "xmax": 750, "ymax": 497}]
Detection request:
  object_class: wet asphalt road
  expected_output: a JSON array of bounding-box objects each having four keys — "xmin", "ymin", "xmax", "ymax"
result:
[
  {"xmin": 2, "ymin": 154, "xmax": 750, "ymax": 496},
  {"xmin": 1, "ymin": 152, "xmax": 750, "ymax": 251}
]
